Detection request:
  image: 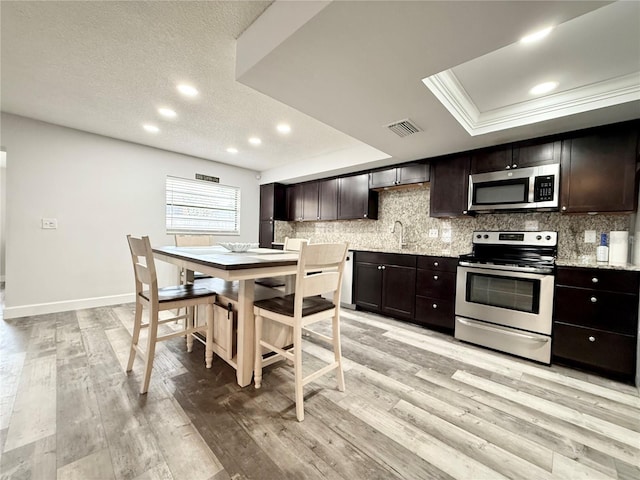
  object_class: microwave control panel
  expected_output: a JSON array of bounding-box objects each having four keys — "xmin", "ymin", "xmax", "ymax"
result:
[{"xmin": 533, "ymin": 175, "xmax": 555, "ymax": 202}]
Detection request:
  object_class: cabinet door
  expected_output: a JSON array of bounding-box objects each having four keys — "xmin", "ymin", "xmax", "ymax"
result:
[
  {"xmin": 260, "ymin": 183, "xmax": 275, "ymax": 221},
  {"xmin": 301, "ymin": 181, "xmax": 319, "ymax": 221},
  {"xmin": 415, "ymin": 296, "xmax": 454, "ymax": 330},
  {"xmin": 258, "ymin": 220, "xmax": 274, "ymax": 248},
  {"xmin": 354, "ymin": 262, "xmax": 382, "ymax": 310},
  {"xmin": 470, "ymin": 146, "xmax": 512, "ymax": 173},
  {"xmin": 397, "ymin": 162, "xmax": 429, "ymax": 185},
  {"xmin": 369, "ymin": 168, "xmax": 397, "ymax": 189},
  {"xmin": 287, "ymin": 184, "xmax": 303, "ymax": 221},
  {"xmin": 260, "ymin": 183, "xmax": 287, "ymax": 221},
  {"xmin": 381, "ymin": 264, "xmax": 416, "ymax": 319},
  {"xmin": 338, "ymin": 174, "xmax": 378, "ymax": 220},
  {"xmin": 430, "ymin": 155, "xmax": 471, "ymax": 217},
  {"xmin": 513, "ymin": 140, "xmax": 561, "ymax": 169},
  {"xmin": 560, "ymin": 127, "xmax": 638, "ymax": 213},
  {"xmin": 318, "ymin": 178, "xmax": 338, "ymax": 220}
]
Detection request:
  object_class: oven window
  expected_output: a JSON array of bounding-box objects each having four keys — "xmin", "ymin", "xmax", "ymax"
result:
[
  {"xmin": 474, "ymin": 179, "xmax": 528, "ymax": 205},
  {"xmin": 466, "ymin": 272, "xmax": 540, "ymax": 314}
]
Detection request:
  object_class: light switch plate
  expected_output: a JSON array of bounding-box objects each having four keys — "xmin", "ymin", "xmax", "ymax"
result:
[
  {"xmin": 429, "ymin": 228, "xmax": 439, "ymax": 238},
  {"xmin": 41, "ymin": 218, "xmax": 57, "ymax": 229},
  {"xmin": 584, "ymin": 230, "xmax": 596, "ymax": 243}
]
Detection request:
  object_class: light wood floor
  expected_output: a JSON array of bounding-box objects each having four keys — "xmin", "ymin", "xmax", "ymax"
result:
[{"xmin": 1, "ymin": 298, "xmax": 639, "ymax": 479}]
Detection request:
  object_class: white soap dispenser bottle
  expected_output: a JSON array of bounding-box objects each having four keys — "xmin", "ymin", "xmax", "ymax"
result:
[{"xmin": 596, "ymin": 233, "xmax": 609, "ymax": 264}]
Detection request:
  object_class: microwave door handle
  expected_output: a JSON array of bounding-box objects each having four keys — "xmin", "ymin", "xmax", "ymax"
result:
[{"xmin": 457, "ymin": 318, "xmax": 549, "ymax": 343}]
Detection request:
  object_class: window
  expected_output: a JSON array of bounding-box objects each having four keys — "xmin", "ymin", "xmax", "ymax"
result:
[{"xmin": 166, "ymin": 176, "xmax": 240, "ymax": 234}]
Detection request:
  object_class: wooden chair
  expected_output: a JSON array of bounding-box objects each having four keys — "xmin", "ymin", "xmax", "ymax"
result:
[
  {"xmin": 126, "ymin": 235, "xmax": 216, "ymax": 394},
  {"xmin": 175, "ymin": 234, "xmax": 214, "ymax": 284},
  {"xmin": 253, "ymin": 242, "xmax": 348, "ymax": 421},
  {"xmin": 283, "ymin": 237, "xmax": 309, "ymax": 251}
]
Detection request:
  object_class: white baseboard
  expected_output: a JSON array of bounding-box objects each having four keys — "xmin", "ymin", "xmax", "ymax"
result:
[{"xmin": 3, "ymin": 293, "xmax": 135, "ymax": 320}]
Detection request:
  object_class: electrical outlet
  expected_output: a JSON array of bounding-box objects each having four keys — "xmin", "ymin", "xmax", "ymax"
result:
[
  {"xmin": 442, "ymin": 229, "xmax": 452, "ymax": 243},
  {"xmin": 584, "ymin": 230, "xmax": 596, "ymax": 243},
  {"xmin": 429, "ymin": 228, "xmax": 439, "ymax": 238},
  {"xmin": 41, "ymin": 218, "xmax": 57, "ymax": 229}
]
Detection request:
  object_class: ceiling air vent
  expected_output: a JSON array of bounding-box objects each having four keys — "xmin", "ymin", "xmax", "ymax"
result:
[{"xmin": 387, "ymin": 119, "xmax": 422, "ymax": 137}]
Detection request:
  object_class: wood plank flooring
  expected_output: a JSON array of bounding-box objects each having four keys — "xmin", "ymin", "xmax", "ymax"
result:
[{"xmin": 1, "ymin": 297, "xmax": 639, "ymax": 479}]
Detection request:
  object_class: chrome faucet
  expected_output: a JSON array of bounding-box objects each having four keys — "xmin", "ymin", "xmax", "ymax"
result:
[{"xmin": 392, "ymin": 220, "xmax": 407, "ymax": 249}]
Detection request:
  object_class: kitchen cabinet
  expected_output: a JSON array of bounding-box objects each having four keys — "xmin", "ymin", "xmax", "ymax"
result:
[
  {"xmin": 560, "ymin": 124, "xmax": 638, "ymax": 213},
  {"xmin": 286, "ymin": 184, "xmax": 303, "ymax": 222},
  {"xmin": 414, "ymin": 256, "xmax": 458, "ymax": 332},
  {"xmin": 259, "ymin": 183, "xmax": 287, "ymax": 248},
  {"xmin": 338, "ymin": 174, "xmax": 378, "ymax": 220},
  {"xmin": 286, "ymin": 179, "xmax": 338, "ymax": 221},
  {"xmin": 470, "ymin": 140, "xmax": 561, "ymax": 173},
  {"xmin": 552, "ymin": 266, "xmax": 639, "ymax": 382},
  {"xmin": 429, "ymin": 155, "xmax": 471, "ymax": 217},
  {"xmin": 301, "ymin": 181, "xmax": 319, "ymax": 221},
  {"xmin": 354, "ymin": 251, "xmax": 416, "ymax": 320},
  {"xmin": 369, "ymin": 162, "xmax": 429, "ymax": 189},
  {"xmin": 318, "ymin": 178, "xmax": 338, "ymax": 220}
]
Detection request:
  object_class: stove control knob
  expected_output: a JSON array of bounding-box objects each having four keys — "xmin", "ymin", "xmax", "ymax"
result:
[
  {"xmin": 483, "ymin": 234, "xmax": 489, "ymax": 239},
  {"xmin": 476, "ymin": 234, "xmax": 481, "ymax": 239},
  {"xmin": 536, "ymin": 235, "xmax": 542, "ymax": 240},
  {"xmin": 545, "ymin": 235, "xmax": 551, "ymax": 240}
]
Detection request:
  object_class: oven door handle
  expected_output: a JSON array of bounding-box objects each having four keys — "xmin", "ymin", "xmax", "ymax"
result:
[
  {"xmin": 458, "ymin": 261, "xmax": 553, "ymax": 275},
  {"xmin": 457, "ymin": 318, "xmax": 550, "ymax": 343}
]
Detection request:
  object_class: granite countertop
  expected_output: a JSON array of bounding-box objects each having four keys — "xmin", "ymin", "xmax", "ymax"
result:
[
  {"xmin": 350, "ymin": 246, "xmax": 460, "ymax": 258},
  {"xmin": 556, "ymin": 259, "xmax": 640, "ymax": 271}
]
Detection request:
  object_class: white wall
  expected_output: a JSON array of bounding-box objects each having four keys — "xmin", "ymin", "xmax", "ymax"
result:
[
  {"xmin": 0, "ymin": 151, "xmax": 6, "ymax": 282},
  {"xmin": 1, "ymin": 113, "xmax": 260, "ymax": 319}
]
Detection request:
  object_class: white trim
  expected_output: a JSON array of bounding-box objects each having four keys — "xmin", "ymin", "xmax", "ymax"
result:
[
  {"xmin": 423, "ymin": 70, "xmax": 640, "ymax": 136},
  {"xmin": 3, "ymin": 293, "xmax": 135, "ymax": 319}
]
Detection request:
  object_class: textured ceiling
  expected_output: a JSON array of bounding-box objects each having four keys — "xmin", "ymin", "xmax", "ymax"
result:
[{"xmin": 0, "ymin": 1, "xmax": 368, "ymax": 174}]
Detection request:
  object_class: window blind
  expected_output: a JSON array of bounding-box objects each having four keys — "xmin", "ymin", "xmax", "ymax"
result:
[{"xmin": 166, "ymin": 176, "xmax": 240, "ymax": 234}]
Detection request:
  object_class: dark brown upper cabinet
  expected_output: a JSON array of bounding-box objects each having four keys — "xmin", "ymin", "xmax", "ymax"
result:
[
  {"xmin": 470, "ymin": 140, "xmax": 561, "ymax": 174},
  {"xmin": 286, "ymin": 184, "xmax": 303, "ymax": 221},
  {"xmin": 318, "ymin": 178, "xmax": 338, "ymax": 221},
  {"xmin": 369, "ymin": 162, "xmax": 429, "ymax": 189},
  {"xmin": 429, "ymin": 155, "xmax": 471, "ymax": 218},
  {"xmin": 338, "ymin": 174, "xmax": 378, "ymax": 220},
  {"xmin": 259, "ymin": 183, "xmax": 287, "ymax": 221},
  {"xmin": 301, "ymin": 181, "xmax": 320, "ymax": 221},
  {"xmin": 560, "ymin": 125, "xmax": 638, "ymax": 214}
]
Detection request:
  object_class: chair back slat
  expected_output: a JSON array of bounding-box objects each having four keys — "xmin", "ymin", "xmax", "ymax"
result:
[
  {"xmin": 175, "ymin": 234, "xmax": 215, "ymax": 247},
  {"xmin": 302, "ymin": 271, "xmax": 340, "ymax": 297},
  {"xmin": 284, "ymin": 237, "xmax": 309, "ymax": 252},
  {"xmin": 127, "ymin": 235, "xmax": 158, "ymax": 291}
]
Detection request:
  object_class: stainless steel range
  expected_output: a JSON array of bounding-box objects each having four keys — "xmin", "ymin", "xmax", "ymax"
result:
[{"xmin": 455, "ymin": 231, "xmax": 557, "ymax": 364}]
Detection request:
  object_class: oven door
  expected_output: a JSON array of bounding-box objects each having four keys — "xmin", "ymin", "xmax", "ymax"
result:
[{"xmin": 455, "ymin": 265, "xmax": 554, "ymax": 335}]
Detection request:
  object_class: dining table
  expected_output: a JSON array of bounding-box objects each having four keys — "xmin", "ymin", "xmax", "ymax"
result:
[{"xmin": 152, "ymin": 245, "xmax": 299, "ymax": 387}]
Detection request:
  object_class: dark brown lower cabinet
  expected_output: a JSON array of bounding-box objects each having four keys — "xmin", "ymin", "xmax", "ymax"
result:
[
  {"xmin": 553, "ymin": 266, "xmax": 639, "ymax": 382},
  {"xmin": 414, "ymin": 256, "xmax": 458, "ymax": 332},
  {"xmin": 354, "ymin": 251, "xmax": 416, "ymax": 320}
]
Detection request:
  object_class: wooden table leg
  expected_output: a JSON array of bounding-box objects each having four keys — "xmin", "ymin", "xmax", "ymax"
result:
[{"xmin": 235, "ymin": 279, "xmax": 255, "ymax": 387}]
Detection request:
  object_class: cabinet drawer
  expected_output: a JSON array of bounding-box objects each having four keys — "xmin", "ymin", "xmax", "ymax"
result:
[
  {"xmin": 552, "ymin": 322, "xmax": 636, "ymax": 378},
  {"xmin": 556, "ymin": 267, "xmax": 639, "ymax": 293},
  {"xmin": 416, "ymin": 270, "xmax": 455, "ymax": 299},
  {"xmin": 415, "ymin": 296, "xmax": 454, "ymax": 330},
  {"xmin": 554, "ymin": 286, "xmax": 638, "ymax": 335},
  {"xmin": 356, "ymin": 251, "xmax": 416, "ymax": 267},
  {"xmin": 417, "ymin": 256, "xmax": 458, "ymax": 272}
]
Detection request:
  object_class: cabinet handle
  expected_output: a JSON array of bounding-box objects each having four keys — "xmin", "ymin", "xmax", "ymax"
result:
[
  {"xmin": 588, "ymin": 336, "xmax": 596, "ymax": 342},
  {"xmin": 434, "ymin": 261, "xmax": 439, "ymax": 267},
  {"xmin": 591, "ymin": 277, "xmax": 598, "ymax": 283},
  {"xmin": 432, "ymin": 303, "xmax": 438, "ymax": 309},
  {"xmin": 505, "ymin": 165, "xmax": 510, "ymax": 169},
  {"xmin": 590, "ymin": 296, "xmax": 597, "ymax": 303},
  {"xmin": 381, "ymin": 265, "xmax": 386, "ymax": 270},
  {"xmin": 317, "ymin": 216, "xmax": 320, "ymax": 220},
  {"xmin": 377, "ymin": 265, "xmax": 382, "ymax": 270},
  {"xmin": 561, "ymin": 206, "xmax": 567, "ymax": 211},
  {"xmin": 512, "ymin": 164, "xmax": 517, "ymax": 168},
  {"xmin": 433, "ymin": 275, "xmax": 439, "ymax": 280}
]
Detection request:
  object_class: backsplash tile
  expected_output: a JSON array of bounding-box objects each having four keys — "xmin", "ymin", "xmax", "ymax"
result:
[{"xmin": 275, "ymin": 184, "xmax": 632, "ymax": 261}]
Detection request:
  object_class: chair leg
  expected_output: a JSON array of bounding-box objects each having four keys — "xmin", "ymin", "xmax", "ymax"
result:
[
  {"xmin": 293, "ymin": 323, "xmax": 305, "ymax": 421},
  {"xmin": 186, "ymin": 306, "xmax": 194, "ymax": 353},
  {"xmin": 332, "ymin": 312, "xmax": 345, "ymax": 392},
  {"xmin": 126, "ymin": 301, "xmax": 143, "ymax": 372},
  {"xmin": 140, "ymin": 306, "xmax": 159, "ymax": 394},
  {"xmin": 254, "ymin": 314, "xmax": 263, "ymax": 389},
  {"xmin": 205, "ymin": 303, "xmax": 214, "ymax": 368}
]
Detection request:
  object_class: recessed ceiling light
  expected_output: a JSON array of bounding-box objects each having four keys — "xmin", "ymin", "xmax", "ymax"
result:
[
  {"xmin": 248, "ymin": 137, "xmax": 262, "ymax": 145},
  {"xmin": 276, "ymin": 123, "xmax": 291, "ymax": 134},
  {"xmin": 158, "ymin": 107, "xmax": 177, "ymax": 118},
  {"xmin": 529, "ymin": 81, "xmax": 559, "ymax": 95},
  {"xmin": 177, "ymin": 84, "xmax": 198, "ymax": 97},
  {"xmin": 143, "ymin": 124, "xmax": 159, "ymax": 133},
  {"xmin": 226, "ymin": 147, "xmax": 238, "ymax": 154},
  {"xmin": 520, "ymin": 26, "xmax": 553, "ymax": 44}
]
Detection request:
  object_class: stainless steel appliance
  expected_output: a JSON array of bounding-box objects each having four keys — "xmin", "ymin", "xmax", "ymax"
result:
[
  {"xmin": 468, "ymin": 163, "xmax": 559, "ymax": 212},
  {"xmin": 455, "ymin": 231, "xmax": 557, "ymax": 363}
]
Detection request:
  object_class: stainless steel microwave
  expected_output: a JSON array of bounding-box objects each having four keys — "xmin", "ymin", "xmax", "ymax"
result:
[{"xmin": 468, "ymin": 163, "xmax": 559, "ymax": 212}]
